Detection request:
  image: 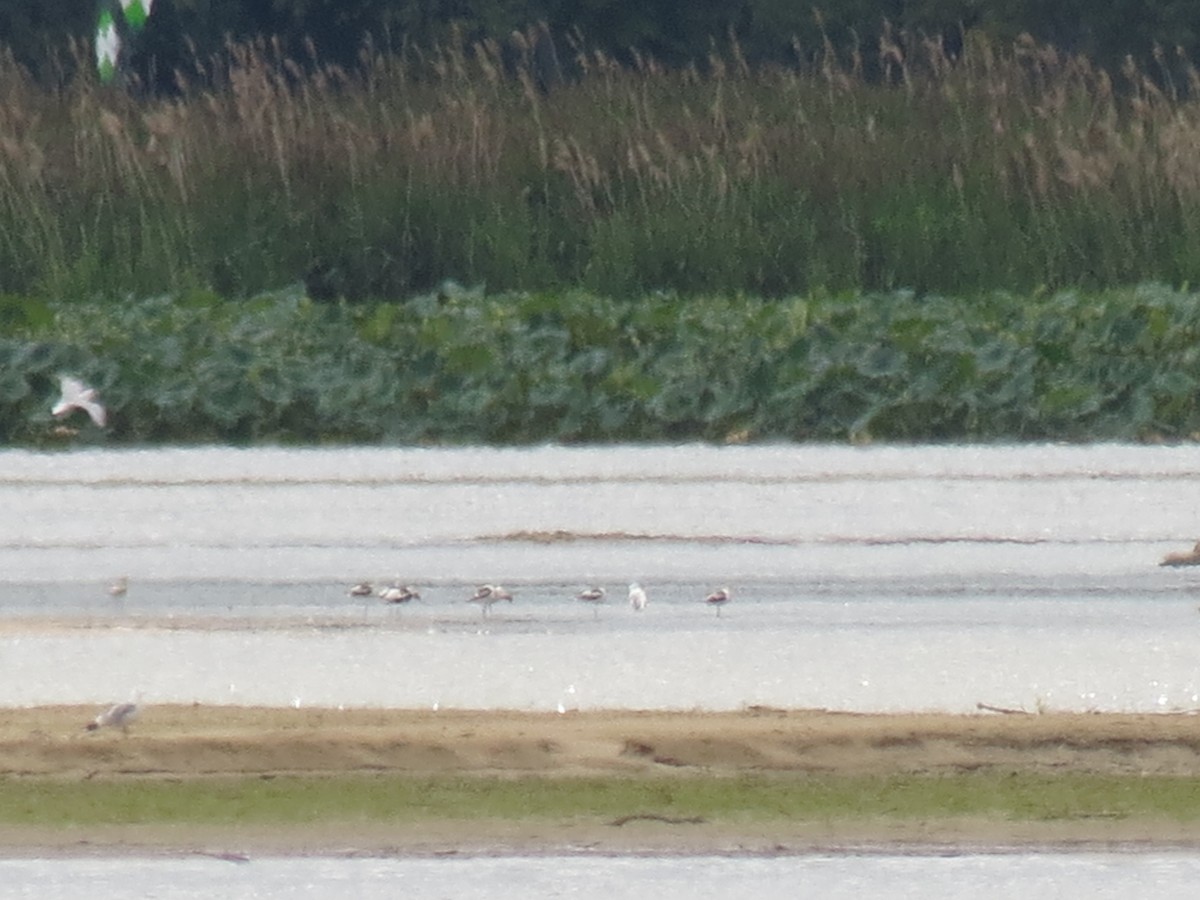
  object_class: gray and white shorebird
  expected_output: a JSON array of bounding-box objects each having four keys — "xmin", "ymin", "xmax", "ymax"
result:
[
  {"xmin": 470, "ymin": 583, "xmax": 513, "ymax": 617},
  {"xmin": 107, "ymin": 576, "xmax": 129, "ymax": 598},
  {"xmin": 628, "ymin": 582, "xmax": 647, "ymax": 612},
  {"xmin": 347, "ymin": 581, "xmax": 373, "ymax": 597},
  {"xmin": 85, "ymin": 700, "xmax": 140, "ymax": 735},
  {"xmin": 51, "ymin": 375, "xmax": 107, "ymax": 428},
  {"xmin": 379, "ymin": 583, "xmax": 421, "ymax": 605},
  {"xmin": 704, "ymin": 586, "xmax": 732, "ymax": 617},
  {"xmin": 575, "ymin": 586, "xmax": 606, "ymax": 619}
]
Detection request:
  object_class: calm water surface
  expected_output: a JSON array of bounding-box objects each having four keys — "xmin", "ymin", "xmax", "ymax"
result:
[
  {"xmin": 5, "ymin": 852, "xmax": 1200, "ymax": 899},
  {"xmin": 3, "ymin": 444, "xmax": 1200, "ymax": 712}
]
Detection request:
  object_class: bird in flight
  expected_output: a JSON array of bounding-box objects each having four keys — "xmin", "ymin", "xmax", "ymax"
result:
[{"xmin": 52, "ymin": 375, "xmax": 107, "ymax": 427}]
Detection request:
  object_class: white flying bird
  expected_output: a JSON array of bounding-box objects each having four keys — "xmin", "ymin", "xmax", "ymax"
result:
[{"xmin": 52, "ymin": 375, "xmax": 106, "ymax": 427}]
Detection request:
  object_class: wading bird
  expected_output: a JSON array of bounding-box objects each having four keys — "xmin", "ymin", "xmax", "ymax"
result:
[
  {"xmin": 107, "ymin": 576, "xmax": 128, "ymax": 598},
  {"xmin": 52, "ymin": 375, "xmax": 106, "ymax": 428},
  {"xmin": 628, "ymin": 582, "xmax": 647, "ymax": 611},
  {"xmin": 470, "ymin": 583, "xmax": 513, "ymax": 617},
  {"xmin": 704, "ymin": 586, "xmax": 732, "ymax": 617},
  {"xmin": 575, "ymin": 586, "xmax": 606, "ymax": 619},
  {"xmin": 380, "ymin": 583, "xmax": 420, "ymax": 606},
  {"xmin": 347, "ymin": 581, "xmax": 373, "ymax": 597},
  {"xmin": 1160, "ymin": 542, "xmax": 1200, "ymax": 567}
]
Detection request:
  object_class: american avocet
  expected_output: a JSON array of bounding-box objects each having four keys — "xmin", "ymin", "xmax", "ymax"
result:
[
  {"xmin": 575, "ymin": 586, "xmax": 606, "ymax": 619},
  {"xmin": 628, "ymin": 582, "xmax": 647, "ymax": 611},
  {"xmin": 704, "ymin": 586, "xmax": 732, "ymax": 616},
  {"xmin": 470, "ymin": 584, "xmax": 513, "ymax": 617},
  {"xmin": 86, "ymin": 700, "xmax": 140, "ymax": 735},
  {"xmin": 1161, "ymin": 542, "xmax": 1200, "ymax": 567},
  {"xmin": 52, "ymin": 375, "xmax": 106, "ymax": 428}
]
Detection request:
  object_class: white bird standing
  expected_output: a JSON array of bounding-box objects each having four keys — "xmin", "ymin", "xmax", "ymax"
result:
[
  {"xmin": 470, "ymin": 583, "xmax": 513, "ymax": 617},
  {"xmin": 705, "ymin": 586, "xmax": 732, "ymax": 617},
  {"xmin": 628, "ymin": 582, "xmax": 647, "ymax": 612},
  {"xmin": 575, "ymin": 586, "xmax": 606, "ymax": 619},
  {"xmin": 52, "ymin": 375, "xmax": 107, "ymax": 427},
  {"xmin": 85, "ymin": 700, "xmax": 140, "ymax": 735}
]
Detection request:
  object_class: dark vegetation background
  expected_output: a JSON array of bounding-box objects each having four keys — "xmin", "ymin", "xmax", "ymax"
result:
[
  {"xmin": 4, "ymin": 3, "xmax": 1200, "ymax": 445},
  {"xmin": 3, "ymin": 1, "xmax": 1199, "ymax": 88}
]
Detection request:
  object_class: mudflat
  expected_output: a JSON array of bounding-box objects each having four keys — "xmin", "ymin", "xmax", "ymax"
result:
[{"xmin": 5, "ymin": 705, "xmax": 1200, "ymax": 856}]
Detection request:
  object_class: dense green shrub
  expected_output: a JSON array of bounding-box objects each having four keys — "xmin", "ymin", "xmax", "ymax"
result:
[{"xmin": 3, "ymin": 284, "xmax": 1200, "ymax": 446}]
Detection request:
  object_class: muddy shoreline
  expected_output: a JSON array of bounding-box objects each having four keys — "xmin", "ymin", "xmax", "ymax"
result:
[{"xmin": 5, "ymin": 705, "xmax": 1200, "ymax": 856}]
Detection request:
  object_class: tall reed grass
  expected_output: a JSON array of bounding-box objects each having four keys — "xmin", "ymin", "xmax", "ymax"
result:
[{"xmin": 4, "ymin": 31, "xmax": 1200, "ymax": 300}]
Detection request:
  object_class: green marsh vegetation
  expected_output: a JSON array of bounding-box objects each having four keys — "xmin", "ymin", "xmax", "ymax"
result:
[
  {"xmin": 5, "ymin": 34, "xmax": 1200, "ymax": 446},
  {"xmin": 4, "ymin": 283, "xmax": 1200, "ymax": 444},
  {"xmin": 3, "ymin": 31, "xmax": 1200, "ymax": 300},
  {"xmin": 5, "ymin": 772, "xmax": 1200, "ymax": 829}
]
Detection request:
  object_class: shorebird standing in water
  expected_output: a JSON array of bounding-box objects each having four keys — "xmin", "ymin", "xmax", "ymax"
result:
[
  {"xmin": 85, "ymin": 699, "xmax": 140, "ymax": 735},
  {"xmin": 628, "ymin": 582, "xmax": 647, "ymax": 612},
  {"xmin": 575, "ymin": 586, "xmax": 606, "ymax": 619},
  {"xmin": 379, "ymin": 582, "xmax": 420, "ymax": 614},
  {"xmin": 51, "ymin": 375, "xmax": 107, "ymax": 428},
  {"xmin": 704, "ymin": 586, "xmax": 732, "ymax": 617},
  {"xmin": 470, "ymin": 584, "xmax": 513, "ymax": 617},
  {"xmin": 107, "ymin": 576, "xmax": 128, "ymax": 598},
  {"xmin": 347, "ymin": 581, "xmax": 373, "ymax": 597},
  {"xmin": 1160, "ymin": 542, "xmax": 1200, "ymax": 567}
]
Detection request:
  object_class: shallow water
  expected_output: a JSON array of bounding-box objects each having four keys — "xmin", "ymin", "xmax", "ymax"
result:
[
  {"xmin": 5, "ymin": 852, "xmax": 1200, "ymax": 899},
  {"xmin": 4, "ymin": 444, "xmax": 1200, "ymax": 712}
]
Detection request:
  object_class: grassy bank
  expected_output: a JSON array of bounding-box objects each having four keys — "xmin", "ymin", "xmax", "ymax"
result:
[
  {"xmin": 4, "ymin": 284, "xmax": 1200, "ymax": 445},
  {"xmin": 3, "ymin": 35, "xmax": 1200, "ymax": 300},
  {"xmin": 6, "ymin": 706, "xmax": 1200, "ymax": 850},
  {"xmin": 6, "ymin": 772, "xmax": 1200, "ymax": 830}
]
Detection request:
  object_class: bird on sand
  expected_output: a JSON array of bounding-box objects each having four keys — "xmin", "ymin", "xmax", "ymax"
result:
[
  {"xmin": 1160, "ymin": 542, "xmax": 1200, "ymax": 567},
  {"xmin": 704, "ymin": 586, "xmax": 732, "ymax": 617},
  {"xmin": 575, "ymin": 586, "xmax": 606, "ymax": 619},
  {"xmin": 51, "ymin": 375, "xmax": 106, "ymax": 428},
  {"xmin": 85, "ymin": 700, "xmax": 140, "ymax": 735},
  {"xmin": 470, "ymin": 584, "xmax": 513, "ymax": 617},
  {"xmin": 628, "ymin": 582, "xmax": 647, "ymax": 611}
]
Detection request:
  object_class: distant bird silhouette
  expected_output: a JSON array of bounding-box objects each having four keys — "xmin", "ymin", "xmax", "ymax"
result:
[
  {"xmin": 704, "ymin": 586, "xmax": 732, "ymax": 617},
  {"xmin": 52, "ymin": 375, "xmax": 106, "ymax": 427},
  {"xmin": 470, "ymin": 584, "xmax": 513, "ymax": 617},
  {"xmin": 107, "ymin": 576, "xmax": 128, "ymax": 598},
  {"xmin": 575, "ymin": 586, "xmax": 606, "ymax": 619},
  {"xmin": 628, "ymin": 582, "xmax": 647, "ymax": 611},
  {"xmin": 1161, "ymin": 542, "xmax": 1200, "ymax": 567},
  {"xmin": 347, "ymin": 581, "xmax": 373, "ymax": 597},
  {"xmin": 86, "ymin": 700, "xmax": 140, "ymax": 735}
]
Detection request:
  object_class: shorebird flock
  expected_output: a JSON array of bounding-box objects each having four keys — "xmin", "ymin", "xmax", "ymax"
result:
[{"xmin": 341, "ymin": 580, "xmax": 733, "ymax": 619}]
